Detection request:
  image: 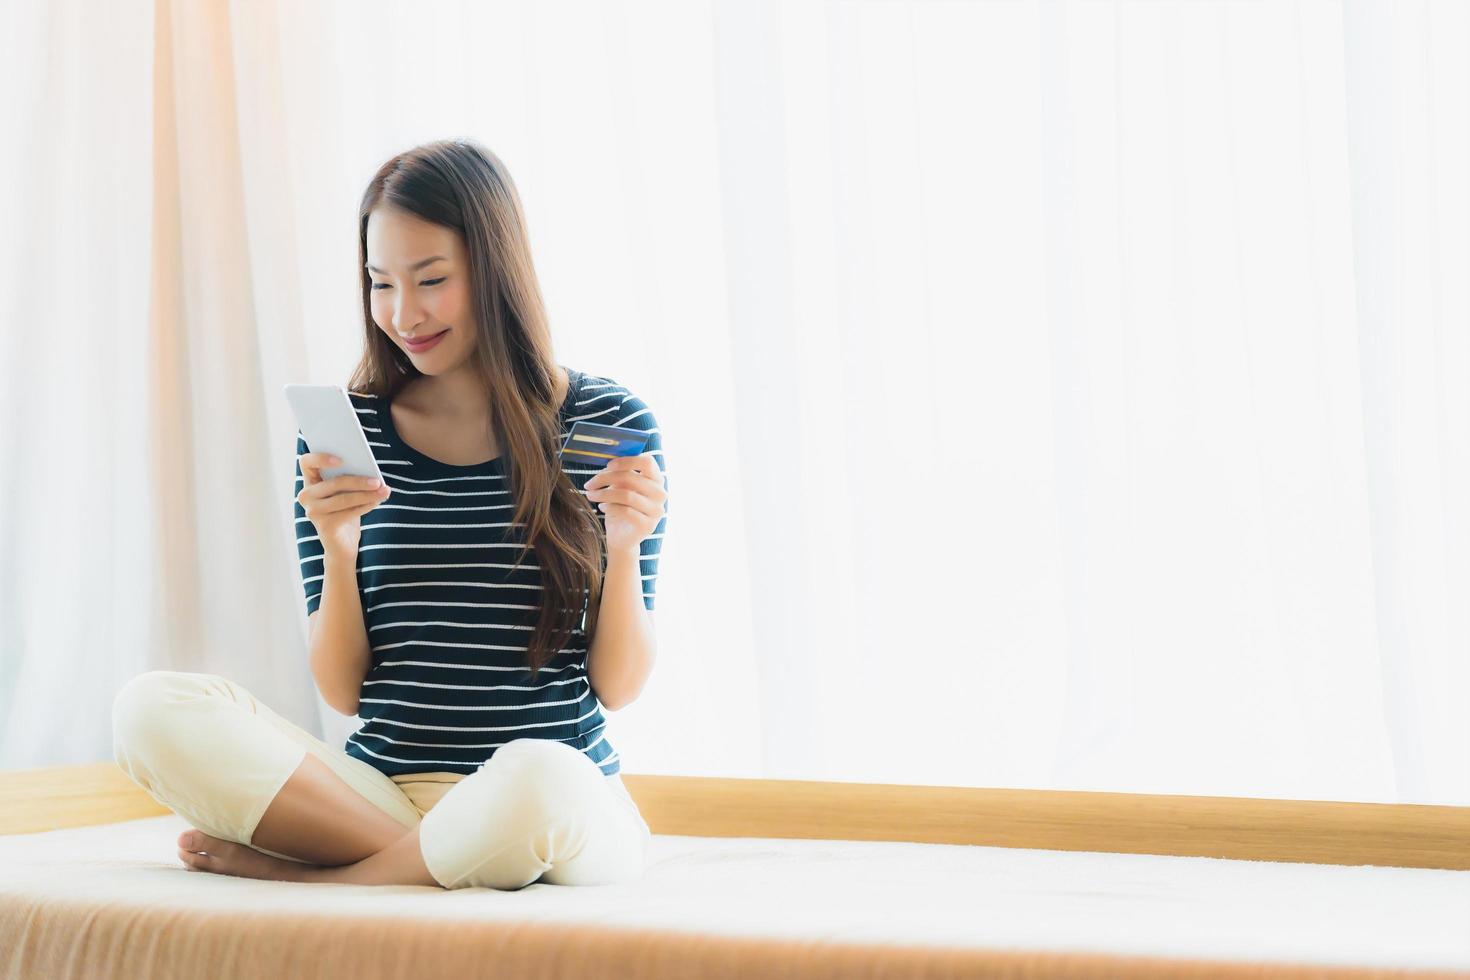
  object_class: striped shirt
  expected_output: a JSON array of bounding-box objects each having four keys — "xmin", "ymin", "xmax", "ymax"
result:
[{"xmin": 293, "ymin": 367, "xmax": 666, "ymax": 778}]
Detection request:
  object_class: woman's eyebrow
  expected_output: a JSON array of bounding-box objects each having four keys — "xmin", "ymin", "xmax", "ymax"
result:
[{"xmin": 366, "ymin": 255, "xmax": 447, "ymax": 274}]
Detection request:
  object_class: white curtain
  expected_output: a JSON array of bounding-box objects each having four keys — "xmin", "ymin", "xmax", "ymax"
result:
[{"xmin": 1, "ymin": 0, "xmax": 1464, "ymax": 806}]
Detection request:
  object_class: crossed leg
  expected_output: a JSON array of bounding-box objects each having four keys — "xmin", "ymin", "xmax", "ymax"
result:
[
  {"xmin": 176, "ymin": 751, "xmax": 441, "ymax": 887},
  {"xmin": 177, "ymin": 822, "xmax": 438, "ymax": 886}
]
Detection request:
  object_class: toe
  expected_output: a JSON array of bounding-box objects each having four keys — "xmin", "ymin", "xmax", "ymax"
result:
[{"xmin": 179, "ymin": 829, "xmax": 223, "ymax": 852}]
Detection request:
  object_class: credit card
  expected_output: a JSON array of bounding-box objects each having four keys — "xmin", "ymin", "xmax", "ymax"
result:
[{"xmin": 558, "ymin": 420, "xmax": 652, "ymax": 467}]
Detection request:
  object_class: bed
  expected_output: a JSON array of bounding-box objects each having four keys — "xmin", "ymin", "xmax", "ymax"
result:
[{"xmin": 3, "ymin": 763, "xmax": 1468, "ymax": 979}]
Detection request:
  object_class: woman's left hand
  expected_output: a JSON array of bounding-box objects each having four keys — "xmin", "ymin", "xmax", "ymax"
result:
[{"xmin": 583, "ymin": 452, "xmax": 666, "ymax": 555}]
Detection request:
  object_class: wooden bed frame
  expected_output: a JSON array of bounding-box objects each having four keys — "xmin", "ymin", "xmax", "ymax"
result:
[{"xmin": 4, "ymin": 763, "xmax": 1467, "ymax": 871}]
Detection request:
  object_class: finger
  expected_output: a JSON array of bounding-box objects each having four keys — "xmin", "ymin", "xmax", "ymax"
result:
[
  {"xmin": 605, "ymin": 452, "xmax": 659, "ymax": 477},
  {"xmin": 599, "ymin": 501, "xmax": 654, "ymax": 526},
  {"xmin": 320, "ymin": 488, "xmax": 390, "ymax": 513},
  {"xmin": 634, "ymin": 467, "xmax": 668, "ymax": 497},
  {"xmin": 328, "ymin": 475, "xmax": 386, "ymax": 495},
  {"xmin": 301, "ymin": 475, "xmax": 377, "ymax": 504},
  {"xmin": 335, "ymin": 499, "xmax": 384, "ymax": 522},
  {"xmin": 300, "ymin": 453, "xmax": 342, "ymax": 482},
  {"xmin": 615, "ymin": 469, "xmax": 668, "ymax": 499},
  {"xmin": 587, "ymin": 459, "xmax": 664, "ymax": 492},
  {"xmin": 599, "ymin": 455, "xmax": 631, "ymax": 478},
  {"xmin": 588, "ymin": 479, "xmax": 665, "ymax": 510},
  {"xmin": 583, "ymin": 467, "xmax": 618, "ymax": 492},
  {"xmin": 594, "ymin": 487, "xmax": 658, "ymax": 516}
]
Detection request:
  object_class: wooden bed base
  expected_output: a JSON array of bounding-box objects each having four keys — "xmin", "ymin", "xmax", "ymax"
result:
[{"xmin": 3, "ymin": 763, "xmax": 1466, "ymax": 871}]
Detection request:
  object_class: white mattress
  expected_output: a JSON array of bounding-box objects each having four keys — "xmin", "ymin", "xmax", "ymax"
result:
[{"xmin": 3, "ymin": 813, "xmax": 1467, "ymax": 977}]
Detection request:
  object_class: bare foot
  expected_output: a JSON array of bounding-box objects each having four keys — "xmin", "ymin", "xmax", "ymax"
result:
[{"xmin": 177, "ymin": 829, "xmax": 310, "ymax": 883}]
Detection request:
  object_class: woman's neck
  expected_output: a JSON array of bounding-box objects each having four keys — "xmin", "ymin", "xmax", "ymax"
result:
[{"xmin": 400, "ymin": 365, "xmax": 569, "ymax": 418}]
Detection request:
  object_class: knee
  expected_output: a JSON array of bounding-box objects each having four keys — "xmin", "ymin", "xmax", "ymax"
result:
[
  {"xmin": 110, "ymin": 670, "xmax": 210, "ymax": 765},
  {"xmin": 495, "ymin": 737, "xmax": 592, "ymax": 774},
  {"xmin": 490, "ymin": 739, "xmax": 603, "ymax": 814}
]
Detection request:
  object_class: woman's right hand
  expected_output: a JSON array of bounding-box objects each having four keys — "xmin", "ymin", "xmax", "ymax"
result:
[{"xmin": 297, "ymin": 452, "xmax": 392, "ymax": 557}]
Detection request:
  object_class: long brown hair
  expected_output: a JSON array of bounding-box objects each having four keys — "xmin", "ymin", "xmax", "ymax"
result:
[{"xmin": 345, "ymin": 138, "xmax": 604, "ymax": 677}]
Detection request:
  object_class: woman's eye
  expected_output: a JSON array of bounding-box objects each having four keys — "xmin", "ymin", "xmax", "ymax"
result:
[{"xmin": 371, "ymin": 277, "xmax": 446, "ymax": 291}]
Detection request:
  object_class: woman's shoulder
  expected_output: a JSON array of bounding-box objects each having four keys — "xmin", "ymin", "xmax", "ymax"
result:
[
  {"xmin": 570, "ymin": 369, "xmax": 643, "ymax": 398},
  {"xmin": 570, "ymin": 370, "xmax": 658, "ymax": 431}
]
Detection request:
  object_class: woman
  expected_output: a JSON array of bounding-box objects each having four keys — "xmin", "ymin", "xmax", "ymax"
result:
[{"xmin": 111, "ymin": 139, "xmax": 668, "ymax": 890}]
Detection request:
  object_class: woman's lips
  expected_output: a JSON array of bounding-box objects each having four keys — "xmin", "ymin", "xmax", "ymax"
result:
[{"xmin": 404, "ymin": 329, "xmax": 449, "ymax": 352}]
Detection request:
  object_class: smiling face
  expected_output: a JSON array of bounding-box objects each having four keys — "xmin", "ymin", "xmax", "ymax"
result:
[{"xmin": 365, "ymin": 206, "xmax": 476, "ymax": 370}]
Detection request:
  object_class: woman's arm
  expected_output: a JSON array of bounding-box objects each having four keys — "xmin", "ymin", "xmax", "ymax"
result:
[
  {"xmin": 308, "ymin": 551, "xmax": 373, "ymax": 716},
  {"xmin": 586, "ymin": 545, "xmax": 657, "ymax": 711}
]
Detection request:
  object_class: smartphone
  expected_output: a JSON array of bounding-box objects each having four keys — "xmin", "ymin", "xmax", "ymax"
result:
[{"xmin": 283, "ymin": 384, "xmax": 385, "ymax": 484}]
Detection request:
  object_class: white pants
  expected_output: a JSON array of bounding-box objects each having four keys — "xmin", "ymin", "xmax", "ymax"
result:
[{"xmin": 110, "ymin": 670, "xmax": 651, "ymax": 890}]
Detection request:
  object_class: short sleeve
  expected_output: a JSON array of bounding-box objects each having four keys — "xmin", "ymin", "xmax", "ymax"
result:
[
  {"xmin": 609, "ymin": 388, "xmax": 666, "ymax": 611},
  {"xmin": 294, "ymin": 432, "xmax": 326, "ymax": 616}
]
